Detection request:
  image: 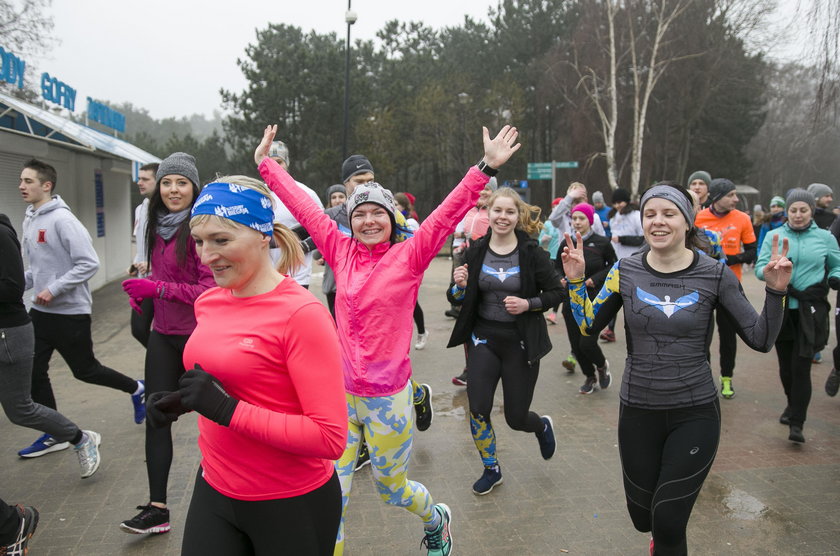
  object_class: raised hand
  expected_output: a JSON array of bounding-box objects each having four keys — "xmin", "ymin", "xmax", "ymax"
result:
[
  {"xmin": 482, "ymin": 125, "xmax": 521, "ymax": 169},
  {"xmin": 560, "ymin": 232, "xmax": 586, "ymax": 281},
  {"xmin": 255, "ymin": 124, "xmax": 278, "ymax": 165},
  {"xmin": 762, "ymin": 234, "xmax": 792, "ymax": 292}
]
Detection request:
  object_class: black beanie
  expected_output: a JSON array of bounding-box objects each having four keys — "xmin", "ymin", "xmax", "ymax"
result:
[
  {"xmin": 611, "ymin": 188, "xmax": 631, "ymax": 204},
  {"xmin": 341, "ymin": 155, "xmax": 374, "ymax": 184},
  {"xmin": 708, "ymin": 178, "xmax": 736, "ymax": 205}
]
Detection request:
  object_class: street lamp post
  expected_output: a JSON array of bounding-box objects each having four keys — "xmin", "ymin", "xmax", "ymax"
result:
[
  {"xmin": 458, "ymin": 92, "xmax": 470, "ymax": 165},
  {"xmin": 343, "ymin": 2, "xmax": 357, "ymax": 160}
]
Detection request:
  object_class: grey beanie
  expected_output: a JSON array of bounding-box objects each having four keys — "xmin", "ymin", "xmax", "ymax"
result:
[
  {"xmin": 346, "ymin": 181, "xmax": 397, "ymax": 220},
  {"xmin": 786, "ymin": 188, "xmax": 816, "ymax": 213},
  {"xmin": 156, "ymin": 152, "xmax": 199, "ymax": 187},
  {"xmin": 687, "ymin": 171, "xmax": 712, "ymax": 188},
  {"xmin": 341, "ymin": 155, "xmax": 374, "ymax": 184},
  {"xmin": 708, "ymin": 178, "xmax": 736, "ymax": 204},
  {"xmin": 325, "ymin": 183, "xmax": 346, "ymax": 203},
  {"xmin": 807, "ymin": 182, "xmax": 833, "ymax": 200},
  {"xmin": 592, "ymin": 191, "xmax": 605, "ymax": 204},
  {"xmin": 269, "ymin": 141, "xmax": 289, "ymax": 166}
]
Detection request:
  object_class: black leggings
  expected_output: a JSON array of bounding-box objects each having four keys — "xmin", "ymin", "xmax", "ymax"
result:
[
  {"xmin": 182, "ymin": 470, "xmax": 342, "ymax": 556},
  {"xmin": 618, "ymin": 400, "xmax": 720, "ymax": 556},
  {"xmin": 130, "ymin": 298, "xmax": 154, "ymax": 348},
  {"xmin": 144, "ymin": 331, "xmax": 189, "ymax": 504},
  {"xmin": 774, "ymin": 311, "xmax": 813, "ymax": 427},
  {"xmin": 561, "ymin": 300, "xmax": 605, "ymax": 378},
  {"xmin": 715, "ymin": 310, "xmax": 737, "ymax": 378},
  {"xmin": 413, "ymin": 302, "xmax": 425, "ymax": 335},
  {"xmin": 466, "ymin": 322, "xmax": 543, "ymax": 433}
]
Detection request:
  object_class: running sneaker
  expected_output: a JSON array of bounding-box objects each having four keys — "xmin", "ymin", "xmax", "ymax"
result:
[
  {"xmin": 74, "ymin": 430, "xmax": 101, "ymax": 479},
  {"xmin": 120, "ymin": 504, "xmax": 171, "ymax": 534},
  {"xmin": 355, "ymin": 442, "xmax": 371, "ymax": 471},
  {"xmin": 597, "ymin": 360, "xmax": 611, "ymax": 389},
  {"xmin": 788, "ymin": 425, "xmax": 805, "ymax": 444},
  {"xmin": 414, "ymin": 384, "xmax": 434, "ymax": 432},
  {"xmin": 536, "ymin": 415, "xmax": 556, "ymax": 460},
  {"xmin": 444, "ymin": 308, "xmax": 460, "ymax": 318},
  {"xmin": 131, "ymin": 380, "xmax": 146, "ymax": 424},
  {"xmin": 415, "ymin": 331, "xmax": 430, "ymax": 350},
  {"xmin": 779, "ymin": 407, "xmax": 791, "ymax": 425},
  {"xmin": 2, "ymin": 505, "xmax": 38, "ymax": 556},
  {"xmin": 562, "ymin": 354, "xmax": 577, "ymax": 374},
  {"xmin": 599, "ymin": 329, "xmax": 616, "ymax": 342},
  {"xmin": 546, "ymin": 312, "xmax": 557, "ymax": 324},
  {"xmin": 813, "ymin": 351, "xmax": 823, "ymax": 364},
  {"xmin": 421, "ymin": 504, "xmax": 452, "ymax": 556},
  {"xmin": 472, "ymin": 466, "xmax": 503, "ymax": 495},
  {"xmin": 17, "ymin": 434, "xmax": 70, "ymax": 458},
  {"xmin": 720, "ymin": 377, "xmax": 735, "ymax": 399},
  {"xmin": 579, "ymin": 376, "xmax": 597, "ymax": 395},
  {"xmin": 825, "ymin": 368, "xmax": 840, "ymax": 397},
  {"xmin": 452, "ymin": 370, "xmax": 467, "ymax": 386}
]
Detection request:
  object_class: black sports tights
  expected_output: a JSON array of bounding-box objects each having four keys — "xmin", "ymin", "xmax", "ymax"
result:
[
  {"xmin": 144, "ymin": 331, "xmax": 189, "ymax": 504},
  {"xmin": 466, "ymin": 323, "xmax": 543, "ymax": 433},
  {"xmin": 618, "ymin": 400, "xmax": 720, "ymax": 556},
  {"xmin": 181, "ymin": 470, "xmax": 342, "ymax": 556}
]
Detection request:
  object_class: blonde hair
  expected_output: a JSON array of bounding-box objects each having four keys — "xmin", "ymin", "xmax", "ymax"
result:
[
  {"xmin": 487, "ymin": 187, "xmax": 543, "ymax": 236},
  {"xmin": 189, "ymin": 175, "xmax": 303, "ymax": 275}
]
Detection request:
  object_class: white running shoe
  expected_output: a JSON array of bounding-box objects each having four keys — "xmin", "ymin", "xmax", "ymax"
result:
[
  {"xmin": 75, "ymin": 430, "xmax": 101, "ymax": 479},
  {"xmin": 415, "ymin": 331, "xmax": 430, "ymax": 350}
]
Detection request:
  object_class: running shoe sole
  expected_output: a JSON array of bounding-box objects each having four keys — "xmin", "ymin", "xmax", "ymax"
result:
[{"xmin": 119, "ymin": 522, "xmax": 171, "ymax": 534}]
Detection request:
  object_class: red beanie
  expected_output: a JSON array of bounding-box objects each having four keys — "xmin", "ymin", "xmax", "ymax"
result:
[{"xmin": 571, "ymin": 202, "xmax": 595, "ymax": 225}]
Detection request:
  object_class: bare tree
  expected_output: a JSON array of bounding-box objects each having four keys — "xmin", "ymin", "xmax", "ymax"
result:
[
  {"xmin": 0, "ymin": 0, "xmax": 56, "ymax": 57},
  {"xmin": 800, "ymin": 0, "xmax": 840, "ymax": 121}
]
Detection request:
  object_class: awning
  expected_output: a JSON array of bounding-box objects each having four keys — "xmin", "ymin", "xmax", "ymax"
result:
[{"xmin": 0, "ymin": 91, "xmax": 160, "ymax": 165}]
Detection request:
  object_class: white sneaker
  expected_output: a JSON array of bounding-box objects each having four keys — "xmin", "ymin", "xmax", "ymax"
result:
[
  {"xmin": 75, "ymin": 430, "xmax": 101, "ymax": 479},
  {"xmin": 415, "ymin": 331, "xmax": 430, "ymax": 350}
]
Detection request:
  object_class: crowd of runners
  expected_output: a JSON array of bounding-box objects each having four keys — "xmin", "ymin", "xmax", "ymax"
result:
[{"xmin": 1, "ymin": 122, "xmax": 839, "ymax": 555}]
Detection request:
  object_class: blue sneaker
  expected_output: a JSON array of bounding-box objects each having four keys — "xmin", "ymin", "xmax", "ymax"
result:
[
  {"xmin": 421, "ymin": 504, "xmax": 452, "ymax": 556},
  {"xmin": 18, "ymin": 433, "xmax": 70, "ymax": 458},
  {"xmin": 472, "ymin": 466, "xmax": 503, "ymax": 495},
  {"xmin": 536, "ymin": 415, "xmax": 556, "ymax": 460},
  {"xmin": 132, "ymin": 380, "xmax": 145, "ymax": 424}
]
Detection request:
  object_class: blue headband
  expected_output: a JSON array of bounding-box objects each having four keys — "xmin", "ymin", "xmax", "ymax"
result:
[{"xmin": 192, "ymin": 182, "xmax": 274, "ymax": 236}]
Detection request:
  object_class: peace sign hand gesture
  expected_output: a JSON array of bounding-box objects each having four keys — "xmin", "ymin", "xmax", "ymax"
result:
[
  {"xmin": 560, "ymin": 232, "xmax": 586, "ymax": 282},
  {"xmin": 762, "ymin": 234, "xmax": 792, "ymax": 292}
]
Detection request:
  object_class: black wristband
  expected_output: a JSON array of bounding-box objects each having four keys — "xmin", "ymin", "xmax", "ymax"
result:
[{"xmin": 477, "ymin": 160, "xmax": 498, "ymax": 176}]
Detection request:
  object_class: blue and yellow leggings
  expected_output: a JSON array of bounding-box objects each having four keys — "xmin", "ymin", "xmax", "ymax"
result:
[{"xmin": 334, "ymin": 382, "xmax": 435, "ymax": 555}]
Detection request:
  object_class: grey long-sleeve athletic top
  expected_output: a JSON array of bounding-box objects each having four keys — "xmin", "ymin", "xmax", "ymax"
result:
[{"xmin": 569, "ymin": 251, "xmax": 786, "ymax": 409}]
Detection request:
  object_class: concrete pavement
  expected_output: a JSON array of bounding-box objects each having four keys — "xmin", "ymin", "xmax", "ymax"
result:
[{"xmin": 2, "ymin": 258, "xmax": 839, "ymax": 555}]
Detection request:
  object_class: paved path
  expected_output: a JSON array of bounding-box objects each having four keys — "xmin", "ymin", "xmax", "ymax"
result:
[{"xmin": 2, "ymin": 259, "xmax": 839, "ymax": 555}]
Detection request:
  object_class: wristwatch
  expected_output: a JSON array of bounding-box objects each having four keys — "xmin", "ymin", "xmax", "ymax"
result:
[{"xmin": 477, "ymin": 160, "xmax": 498, "ymax": 176}]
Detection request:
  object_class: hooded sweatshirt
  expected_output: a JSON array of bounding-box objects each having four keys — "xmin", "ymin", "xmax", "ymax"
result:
[
  {"xmin": 0, "ymin": 214, "xmax": 29, "ymax": 328},
  {"xmin": 22, "ymin": 196, "xmax": 99, "ymax": 315},
  {"xmin": 259, "ymin": 158, "xmax": 487, "ymax": 397}
]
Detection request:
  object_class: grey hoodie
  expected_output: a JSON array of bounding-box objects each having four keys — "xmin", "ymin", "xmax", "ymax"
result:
[{"xmin": 22, "ymin": 195, "xmax": 99, "ymax": 315}]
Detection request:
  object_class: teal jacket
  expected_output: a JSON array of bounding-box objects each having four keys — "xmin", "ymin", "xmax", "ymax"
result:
[{"xmin": 756, "ymin": 221, "xmax": 840, "ymax": 309}]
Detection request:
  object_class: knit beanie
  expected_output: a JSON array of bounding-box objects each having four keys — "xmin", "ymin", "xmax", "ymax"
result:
[
  {"xmin": 592, "ymin": 191, "xmax": 604, "ymax": 204},
  {"xmin": 769, "ymin": 196, "xmax": 785, "ymax": 208},
  {"xmin": 346, "ymin": 182, "xmax": 397, "ymax": 220},
  {"xmin": 708, "ymin": 178, "xmax": 736, "ymax": 205},
  {"xmin": 571, "ymin": 202, "xmax": 595, "ymax": 225},
  {"xmin": 807, "ymin": 182, "xmax": 833, "ymax": 200},
  {"xmin": 325, "ymin": 184, "xmax": 346, "ymax": 204},
  {"xmin": 156, "ymin": 152, "xmax": 199, "ymax": 187},
  {"xmin": 268, "ymin": 141, "xmax": 289, "ymax": 165},
  {"xmin": 611, "ymin": 188, "xmax": 631, "ymax": 204},
  {"xmin": 341, "ymin": 155, "xmax": 374, "ymax": 184},
  {"xmin": 785, "ymin": 188, "xmax": 816, "ymax": 213},
  {"xmin": 687, "ymin": 171, "xmax": 712, "ymax": 188}
]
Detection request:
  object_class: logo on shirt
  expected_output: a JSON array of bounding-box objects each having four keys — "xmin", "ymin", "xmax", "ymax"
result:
[
  {"xmin": 239, "ymin": 337, "xmax": 258, "ymax": 349},
  {"xmin": 482, "ymin": 264, "xmax": 520, "ymax": 283},
  {"xmin": 636, "ymin": 287, "xmax": 699, "ymax": 318},
  {"xmin": 37, "ymin": 229, "xmax": 46, "ymax": 243}
]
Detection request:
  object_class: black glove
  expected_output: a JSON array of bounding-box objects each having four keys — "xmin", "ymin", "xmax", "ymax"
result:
[
  {"xmin": 146, "ymin": 391, "xmax": 189, "ymax": 429},
  {"xmin": 829, "ymin": 277, "xmax": 840, "ymax": 291},
  {"xmin": 178, "ymin": 364, "xmax": 239, "ymax": 426}
]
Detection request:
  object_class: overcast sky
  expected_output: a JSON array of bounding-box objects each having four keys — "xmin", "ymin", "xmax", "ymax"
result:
[{"xmin": 32, "ymin": 0, "xmax": 807, "ymax": 120}]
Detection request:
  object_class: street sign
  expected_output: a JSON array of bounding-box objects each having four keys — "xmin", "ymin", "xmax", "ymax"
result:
[
  {"xmin": 527, "ymin": 162, "xmax": 553, "ymax": 180},
  {"xmin": 555, "ymin": 161, "xmax": 579, "ymax": 169}
]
